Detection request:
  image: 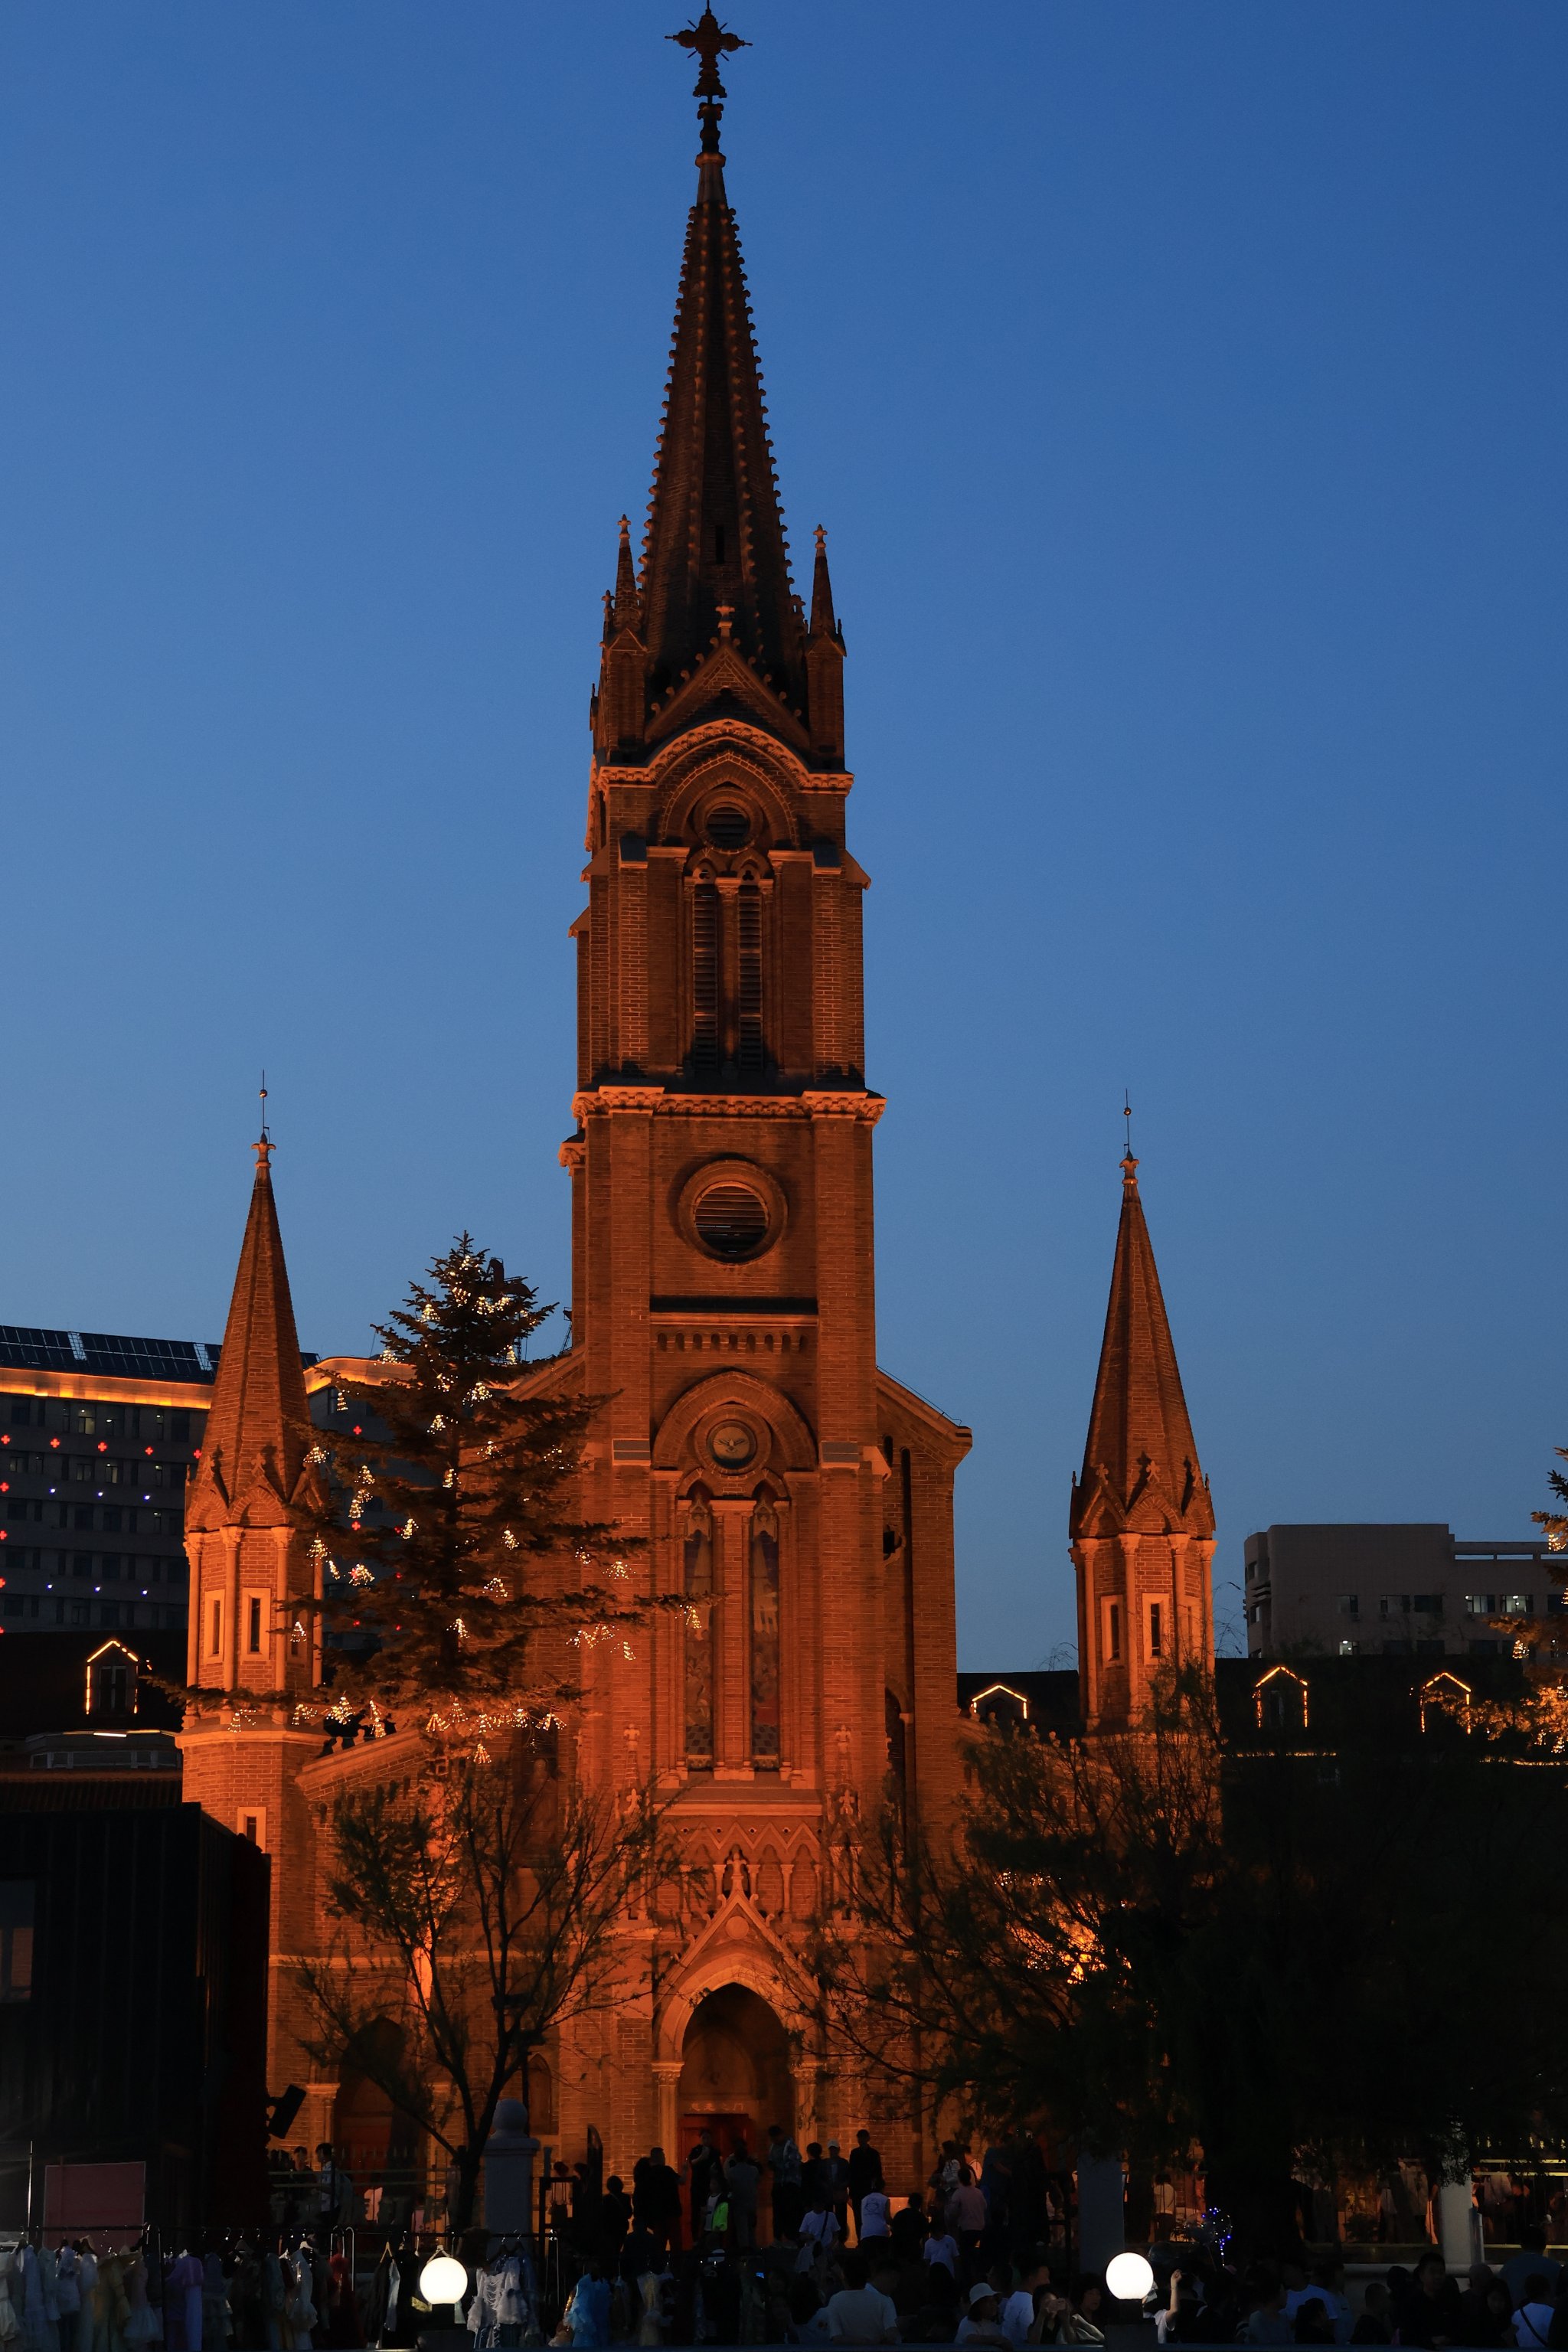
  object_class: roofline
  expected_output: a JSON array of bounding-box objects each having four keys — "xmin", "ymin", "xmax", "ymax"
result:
[
  {"xmin": 875, "ymin": 1366, "xmax": 972, "ymax": 1457},
  {"xmin": 0, "ymin": 1366, "xmax": 216, "ymax": 1409}
]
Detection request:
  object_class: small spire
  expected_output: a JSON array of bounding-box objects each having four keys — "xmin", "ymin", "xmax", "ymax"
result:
[
  {"xmin": 808, "ymin": 524, "xmax": 837, "ymax": 638},
  {"xmin": 188, "ymin": 1130, "xmax": 313, "ymax": 1533},
  {"xmin": 1070, "ymin": 1148, "xmax": 1212, "ymax": 1543},
  {"xmin": 612, "ymin": 515, "xmax": 640, "ymax": 632},
  {"xmin": 256, "ymin": 1072, "xmax": 272, "ymax": 1168}
]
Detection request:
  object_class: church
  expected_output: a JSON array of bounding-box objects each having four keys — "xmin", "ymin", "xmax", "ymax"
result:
[{"xmin": 173, "ymin": 11, "xmax": 1214, "ymax": 2203}]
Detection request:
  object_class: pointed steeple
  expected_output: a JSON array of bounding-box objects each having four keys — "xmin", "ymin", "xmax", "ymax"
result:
[
  {"xmin": 596, "ymin": 514, "xmax": 652, "ymax": 756},
  {"xmin": 1070, "ymin": 1155, "xmax": 1214, "ymax": 1543},
  {"xmin": 188, "ymin": 1133, "xmax": 313, "ymax": 1533},
  {"xmin": 805, "ymin": 524, "xmax": 845, "ymax": 763},
  {"xmin": 639, "ymin": 13, "xmax": 801, "ymax": 714},
  {"xmin": 808, "ymin": 524, "xmax": 837, "ymax": 638},
  {"xmin": 612, "ymin": 514, "xmax": 641, "ymax": 632}
]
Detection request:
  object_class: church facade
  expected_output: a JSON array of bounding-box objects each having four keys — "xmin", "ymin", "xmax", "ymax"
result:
[
  {"xmin": 178, "ymin": 18, "xmax": 972, "ymax": 2193},
  {"xmin": 508, "ymin": 16, "xmax": 972, "ymax": 2173}
]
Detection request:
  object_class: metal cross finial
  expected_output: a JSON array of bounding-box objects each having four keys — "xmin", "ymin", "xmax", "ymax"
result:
[
  {"xmin": 669, "ymin": 8, "xmax": 749, "ymax": 99},
  {"xmin": 669, "ymin": 9, "xmax": 748, "ymax": 154}
]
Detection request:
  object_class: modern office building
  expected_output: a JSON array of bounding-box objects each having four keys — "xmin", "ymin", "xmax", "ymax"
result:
[
  {"xmin": 1243, "ymin": 1522, "xmax": 1563, "ymax": 1658},
  {"xmin": 0, "ymin": 1325, "xmax": 318, "ymax": 1635}
]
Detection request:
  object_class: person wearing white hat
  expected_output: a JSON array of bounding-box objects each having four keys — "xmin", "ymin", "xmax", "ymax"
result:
[{"xmin": 957, "ymin": 2282, "xmax": 1011, "ymax": 2347}]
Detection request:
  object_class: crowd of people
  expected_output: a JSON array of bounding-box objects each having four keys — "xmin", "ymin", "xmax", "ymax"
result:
[
  {"xmin": 1146, "ymin": 2230, "xmax": 1568, "ymax": 2349},
  {"xmin": 529, "ymin": 2138, "xmax": 1568, "ymax": 2350},
  {"xmin": 0, "ymin": 2237, "xmax": 354, "ymax": 2352},
  {"xmin": 24, "ymin": 2138, "xmax": 1568, "ymax": 2350}
]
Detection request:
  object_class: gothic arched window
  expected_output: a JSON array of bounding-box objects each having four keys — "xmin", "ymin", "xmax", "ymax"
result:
[
  {"xmin": 750, "ymin": 1491, "xmax": 780, "ymax": 1762},
  {"xmin": 690, "ymin": 883, "xmax": 719, "ymax": 1075},
  {"xmin": 682, "ymin": 1488, "xmax": 714, "ymax": 1763},
  {"xmin": 737, "ymin": 880, "xmax": 764, "ymax": 1074}
]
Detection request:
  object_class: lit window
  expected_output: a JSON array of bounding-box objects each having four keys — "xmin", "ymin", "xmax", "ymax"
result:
[
  {"xmin": 1419, "ymin": 1672, "xmax": 1472, "ymax": 1733},
  {"xmin": 1255, "ymin": 1666, "xmax": 1308, "ymax": 1733},
  {"xmin": 86, "ymin": 1641, "xmax": 137, "ymax": 1716},
  {"xmin": 969, "ymin": 1683, "xmax": 1030, "ymax": 1726}
]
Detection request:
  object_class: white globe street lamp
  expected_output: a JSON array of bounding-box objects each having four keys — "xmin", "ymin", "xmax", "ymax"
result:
[
  {"xmin": 420, "ymin": 2252, "xmax": 468, "ymax": 2308},
  {"xmin": 1105, "ymin": 2252, "xmax": 1155, "ymax": 2305}
]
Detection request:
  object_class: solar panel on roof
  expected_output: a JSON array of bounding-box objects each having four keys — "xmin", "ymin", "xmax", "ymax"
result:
[
  {"xmin": 0, "ymin": 1328, "xmax": 79, "ymax": 1371},
  {"xmin": 0, "ymin": 1327, "xmax": 316, "ymax": 1382}
]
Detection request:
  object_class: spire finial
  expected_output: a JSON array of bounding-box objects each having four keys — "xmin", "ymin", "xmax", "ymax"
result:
[
  {"xmin": 1121, "ymin": 1092, "xmax": 1137, "ymax": 1188},
  {"xmin": 256, "ymin": 1073, "xmax": 273, "ymax": 1169},
  {"xmin": 669, "ymin": 8, "xmax": 749, "ymax": 155}
]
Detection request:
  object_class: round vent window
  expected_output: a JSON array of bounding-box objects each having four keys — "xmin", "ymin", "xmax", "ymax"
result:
[
  {"xmin": 693, "ymin": 1182, "xmax": 770, "ymax": 1258},
  {"xmin": 708, "ymin": 1419, "xmax": 758, "ymax": 1470},
  {"xmin": 704, "ymin": 804, "xmax": 753, "ymax": 851}
]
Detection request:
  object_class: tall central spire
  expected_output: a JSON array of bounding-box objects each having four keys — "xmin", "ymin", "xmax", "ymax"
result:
[{"xmin": 639, "ymin": 12, "xmax": 801, "ymax": 709}]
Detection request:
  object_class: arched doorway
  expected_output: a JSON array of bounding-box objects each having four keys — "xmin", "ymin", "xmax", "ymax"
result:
[{"xmin": 678, "ymin": 1983, "xmax": 793, "ymax": 2227}]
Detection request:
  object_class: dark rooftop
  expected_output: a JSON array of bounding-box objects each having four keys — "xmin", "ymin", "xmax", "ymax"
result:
[{"xmin": 0, "ymin": 1328, "xmax": 318, "ymax": 1383}]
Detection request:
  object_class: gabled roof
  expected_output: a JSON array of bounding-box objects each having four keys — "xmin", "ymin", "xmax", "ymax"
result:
[
  {"xmin": 1070, "ymin": 1157, "xmax": 1214, "ymax": 1544},
  {"xmin": 187, "ymin": 1141, "xmax": 314, "ymax": 1533},
  {"xmin": 646, "ymin": 631, "xmax": 810, "ymax": 753}
]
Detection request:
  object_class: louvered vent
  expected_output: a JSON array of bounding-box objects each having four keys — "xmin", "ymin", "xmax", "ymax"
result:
[{"xmin": 693, "ymin": 1184, "xmax": 769, "ymax": 1258}]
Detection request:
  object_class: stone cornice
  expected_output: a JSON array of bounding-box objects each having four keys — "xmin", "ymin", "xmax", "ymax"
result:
[
  {"xmin": 575, "ymin": 1087, "xmax": 667, "ymax": 1116},
  {"xmin": 802, "ymin": 1090, "xmax": 884, "ymax": 1125},
  {"xmin": 573, "ymin": 1086, "xmax": 883, "ymax": 1124}
]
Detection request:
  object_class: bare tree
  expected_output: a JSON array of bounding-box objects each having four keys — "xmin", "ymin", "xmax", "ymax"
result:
[
  {"xmin": 820, "ymin": 1659, "xmax": 1568, "ymax": 2259},
  {"xmin": 299, "ymin": 1735, "xmax": 668, "ymax": 2231}
]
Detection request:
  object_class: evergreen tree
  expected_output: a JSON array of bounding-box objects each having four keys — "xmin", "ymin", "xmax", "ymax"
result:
[
  {"xmin": 1533, "ymin": 1442, "xmax": 1568, "ymax": 1562},
  {"xmin": 305, "ymin": 1236, "xmax": 636, "ymax": 1731}
]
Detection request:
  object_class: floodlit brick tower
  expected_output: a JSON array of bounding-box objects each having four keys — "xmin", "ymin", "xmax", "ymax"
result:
[
  {"xmin": 178, "ymin": 1135, "xmax": 327, "ymax": 2120},
  {"xmin": 1070, "ymin": 1155, "xmax": 1215, "ymax": 1730},
  {"xmin": 521, "ymin": 10, "xmax": 972, "ymax": 2173}
]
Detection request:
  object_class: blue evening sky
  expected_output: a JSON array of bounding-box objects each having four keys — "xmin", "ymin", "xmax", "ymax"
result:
[{"xmin": 3, "ymin": 3, "xmax": 1564, "ymax": 1666}]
